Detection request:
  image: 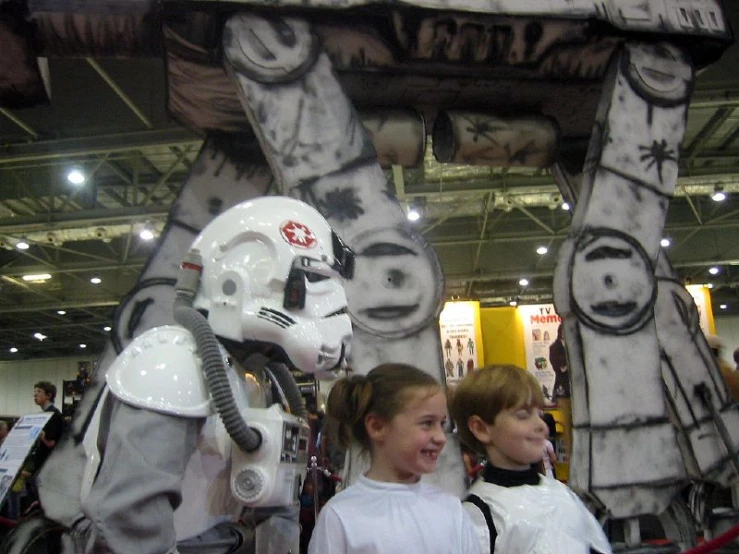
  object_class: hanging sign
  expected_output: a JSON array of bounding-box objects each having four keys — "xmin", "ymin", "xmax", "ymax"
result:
[{"xmin": 439, "ymin": 301, "xmax": 484, "ymax": 386}]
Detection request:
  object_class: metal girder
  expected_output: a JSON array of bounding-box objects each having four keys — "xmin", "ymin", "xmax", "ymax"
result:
[{"xmin": 0, "ymin": 129, "xmax": 201, "ymax": 165}]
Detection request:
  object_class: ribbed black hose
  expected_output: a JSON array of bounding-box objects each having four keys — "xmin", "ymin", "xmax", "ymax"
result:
[
  {"xmin": 173, "ymin": 296, "xmax": 262, "ymax": 453},
  {"xmin": 267, "ymin": 361, "xmax": 308, "ymax": 420}
]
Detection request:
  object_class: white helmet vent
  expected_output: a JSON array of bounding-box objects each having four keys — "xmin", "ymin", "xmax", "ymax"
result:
[{"xmin": 257, "ymin": 307, "xmax": 297, "ymax": 329}]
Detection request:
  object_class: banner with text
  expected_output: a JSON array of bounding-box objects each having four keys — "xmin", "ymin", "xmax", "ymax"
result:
[
  {"xmin": 0, "ymin": 412, "xmax": 52, "ymax": 507},
  {"xmin": 439, "ymin": 301, "xmax": 484, "ymax": 386},
  {"xmin": 519, "ymin": 304, "xmax": 565, "ymax": 406}
]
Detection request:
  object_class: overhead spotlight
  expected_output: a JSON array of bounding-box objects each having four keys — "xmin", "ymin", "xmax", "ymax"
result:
[
  {"xmin": 561, "ymin": 202, "xmax": 570, "ymax": 211},
  {"xmin": 519, "ymin": 278, "xmax": 529, "ymax": 287},
  {"xmin": 509, "ymin": 299, "xmax": 518, "ymax": 307},
  {"xmin": 708, "ymin": 266, "xmax": 720, "ymax": 275},
  {"xmin": 79, "ymin": 343, "xmax": 87, "ymax": 349},
  {"xmin": 16, "ymin": 240, "xmax": 29, "ymax": 250},
  {"xmin": 103, "ymin": 326, "xmax": 112, "ymax": 332},
  {"xmin": 67, "ymin": 168, "xmax": 86, "ymax": 185},
  {"xmin": 536, "ymin": 246, "xmax": 548, "ymax": 255},
  {"xmin": 660, "ymin": 238, "xmax": 671, "ymax": 248},
  {"xmin": 33, "ymin": 332, "xmax": 47, "ymax": 341},
  {"xmin": 706, "ymin": 283, "xmax": 714, "ymax": 289},
  {"xmin": 57, "ymin": 310, "xmax": 66, "ymax": 315},
  {"xmin": 719, "ymin": 304, "xmax": 727, "ymax": 310},
  {"xmin": 90, "ymin": 276, "xmax": 102, "ymax": 284},
  {"xmin": 711, "ymin": 185, "xmax": 726, "ymax": 202},
  {"xmin": 139, "ymin": 227, "xmax": 155, "ymax": 241},
  {"xmin": 9, "ymin": 347, "xmax": 18, "ymax": 353},
  {"xmin": 22, "ymin": 273, "xmax": 52, "ymax": 282},
  {"xmin": 406, "ymin": 200, "xmax": 424, "ymax": 222}
]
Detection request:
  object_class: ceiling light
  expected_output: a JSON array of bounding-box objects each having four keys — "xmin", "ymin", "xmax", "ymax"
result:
[
  {"xmin": 711, "ymin": 185, "xmax": 726, "ymax": 202},
  {"xmin": 706, "ymin": 283, "xmax": 714, "ymax": 289},
  {"xmin": 519, "ymin": 278, "xmax": 529, "ymax": 287},
  {"xmin": 536, "ymin": 246, "xmax": 548, "ymax": 255},
  {"xmin": 509, "ymin": 299, "xmax": 518, "ymax": 307},
  {"xmin": 90, "ymin": 276, "xmax": 102, "ymax": 284},
  {"xmin": 57, "ymin": 310, "xmax": 66, "ymax": 315},
  {"xmin": 407, "ymin": 204, "xmax": 422, "ymax": 222},
  {"xmin": 660, "ymin": 238, "xmax": 671, "ymax": 248},
  {"xmin": 79, "ymin": 343, "xmax": 87, "ymax": 349},
  {"xmin": 22, "ymin": 273, "xmax": 52, "ymax": 282},
  {"xmin": 561, "ymin": 202, "xmax": 570, "ymax": 211},
  {"xmin": 719, "ymin": 304, "xmax": 727, "ymax": 310},
  {"xmin": 708, "ymin": 266, "xmax": 720, "ymax": 275},
  {"xmin": 16, "ymin": 240, "xmax": 29, "ymax": 250},
  {"xmin": 33, "ymin": 332, "xmax": 47, "ymax": 341},
  {"xmin": 9, "ymin": 347, "xmax": 18, "ymax": 353},
  {"xmin": 67, "ymin": 168, "xmax": 86, "ymax": 185},
  {"xmin": 103, "ymin": 326, "xmax": 112, "ymax": 332},
  {"xmin": 139, "ymin": 228, "xmax": 155, "ymax": 241}
]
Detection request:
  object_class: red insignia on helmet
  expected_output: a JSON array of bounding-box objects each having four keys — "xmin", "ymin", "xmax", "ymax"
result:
[{"xmin": 280, "ymin": 220, "xmax": 317, "ymax": 249}]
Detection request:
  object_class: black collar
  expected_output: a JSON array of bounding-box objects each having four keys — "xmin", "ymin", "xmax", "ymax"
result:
[{"xmin": 481, "ymin": 464, "xmax": 541, "ymax": 487}]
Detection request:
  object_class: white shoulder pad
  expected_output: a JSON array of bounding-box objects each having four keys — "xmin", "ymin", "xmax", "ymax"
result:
[{"xmin": 106, "ymin": 325, "xmax": 214, "ymax": 417}]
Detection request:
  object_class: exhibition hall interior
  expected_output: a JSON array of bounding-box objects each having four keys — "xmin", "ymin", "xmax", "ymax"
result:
[{"xmin": 1, "ymin": 1, "xmax": 739, "ymax": 552}]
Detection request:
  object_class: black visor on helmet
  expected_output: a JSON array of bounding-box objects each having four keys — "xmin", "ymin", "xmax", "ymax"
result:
[{"xmin": 331, "ymin": 232, "xmax": 354, "ymax": 279}]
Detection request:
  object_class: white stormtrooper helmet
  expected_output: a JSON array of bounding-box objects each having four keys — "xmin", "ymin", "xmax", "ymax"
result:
[{"xmin": 190, "ymin": 196, "xmax": 354, "ymax": 374}]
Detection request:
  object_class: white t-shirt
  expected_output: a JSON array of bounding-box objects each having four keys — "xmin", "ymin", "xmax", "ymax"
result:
[{"xmin": 308, "ymin": 474, "xmax": 481, "ymax": 554}]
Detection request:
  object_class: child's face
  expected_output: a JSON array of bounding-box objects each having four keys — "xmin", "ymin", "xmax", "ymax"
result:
[
  {"xmin": 479, "ymin": 404, "xmax": 547, "ymax": 470},
  {"xmin": 367, "ymin": 387, "xmax": 448, "ymax": 483}
]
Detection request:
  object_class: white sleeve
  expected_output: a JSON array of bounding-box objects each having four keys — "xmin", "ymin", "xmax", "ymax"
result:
[
  {"xmin": 308, "ymin": 504, "xmax": 348, "ymax": 554},
  {"xmin": 566, "ymin": 488, "xmax": 612, "ymax": 554},
  {"xmin": 459, "ymin": 503, "xmax": 485, "ymax": 554},
  {"xmin": 463, "ymin": 500, "xmax": 491, "ymax": 554}
]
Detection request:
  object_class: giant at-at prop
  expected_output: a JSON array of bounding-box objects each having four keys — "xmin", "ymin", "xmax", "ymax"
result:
[{"xmin": 1, "ymin": 1, "xmax": 738, "ymax": 553}]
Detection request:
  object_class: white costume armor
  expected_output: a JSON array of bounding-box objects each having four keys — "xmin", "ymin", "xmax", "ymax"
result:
[
  {"xmin": 68, "ymin": 196, "xmax": 355, "ymax": 554},
  {"xmin": 464, "ymin": 466, "xmax": 611, "ymax": 554}
]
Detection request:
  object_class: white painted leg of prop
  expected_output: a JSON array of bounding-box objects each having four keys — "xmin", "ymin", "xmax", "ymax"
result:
[
  {"xmin": 223, "ymin": 12, "xmax": 465, "ymax": 496},
  {"xmin": 554, "ymin": 42, "xmax": 694, "ymax": 519}
]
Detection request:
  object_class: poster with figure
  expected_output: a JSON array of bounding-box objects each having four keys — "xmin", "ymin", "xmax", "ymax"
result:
[
  {"xmin": 439, "ymin": 301, "xmax": 484, "ymax": 385},
  {"xmin": 520, "ymin": 304, "xmax": 564, "ymax": 405}
]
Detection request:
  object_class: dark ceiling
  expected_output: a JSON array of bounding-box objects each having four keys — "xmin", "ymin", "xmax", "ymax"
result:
[{"xmin": 1, "ymin": 1, "xmax": 739, "ymax": 360}]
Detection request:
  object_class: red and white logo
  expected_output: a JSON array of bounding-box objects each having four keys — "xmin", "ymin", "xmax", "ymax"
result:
[{"xmin": 280, "ymin": 220, "xmax": 317, "ymax": 249}]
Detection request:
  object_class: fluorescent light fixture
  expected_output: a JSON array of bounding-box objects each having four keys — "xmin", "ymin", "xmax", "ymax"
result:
[
  {"xmin": 9, "ymin": 347, "xmax": 18, "ymax": 353},
  {"xmin": 22, "ymin": 273, "xmax": 52, "ymax": 282},
  {"xmin": 16, "ymin": 241, "xmax": 29, "ymax": 250},
  {"xmin": 90, "ymin": 276, "xmax": 102, "ymax": 284},
  {"xmin": 708, "ymin": 266, "xmax": 720, "ymax": 275},
  {"xmin": 139, "ymin": 228, "xmax": 154, "ymax": 241},
  {"xmin": 57, "ymin": 310, "xmax": 66, "ymax": 315},
  {"xmin": 660, "ymin": 238, "xmax": 671, "ymax": 248},
  {"xmin": 67, "ymin": 168, "xmax": 86, "ymax": 185},
  {"xmin": 33, "ymin": 332, "xmax": 47, "ymax": 341},
  {"xmin": 536, "ymin": 246, "xmax": 548, "ymax": 255},
  {"xmin": 519, "ymin": 278, "xmax": 529, "ymax": 287}
]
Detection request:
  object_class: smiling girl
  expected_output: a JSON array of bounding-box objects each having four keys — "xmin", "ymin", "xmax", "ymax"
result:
[{"xmin": 308, "ymin": 363, "xmax": 480, "ymax": 554}]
